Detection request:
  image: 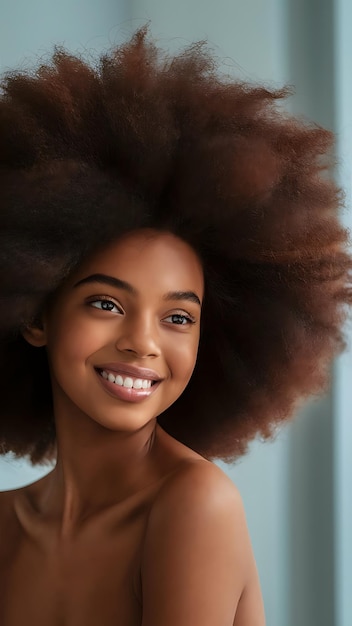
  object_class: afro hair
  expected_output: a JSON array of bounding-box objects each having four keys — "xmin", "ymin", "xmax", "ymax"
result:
[{"xmin": 0, "ymin": 27, "xmax": 351, "ymax": 464}]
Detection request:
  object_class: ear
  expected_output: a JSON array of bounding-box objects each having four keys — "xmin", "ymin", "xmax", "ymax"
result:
[{"xmin": 22, "ymin": 320, "xmax": 47, "ymax": 347}]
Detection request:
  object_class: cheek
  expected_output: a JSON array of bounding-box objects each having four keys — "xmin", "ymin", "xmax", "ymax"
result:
[
  {"xmin": 166, "ymin": 332, "xmax": 200, "ymax": 383},
  {"xmin": 47, "ymin": 313, "xmax": 105, "ymax": 368}
]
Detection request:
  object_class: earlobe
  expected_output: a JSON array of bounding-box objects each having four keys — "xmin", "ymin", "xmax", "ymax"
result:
[{"xmin": 22, "ymin": 324, "xmax": 47, "ymax": 347}]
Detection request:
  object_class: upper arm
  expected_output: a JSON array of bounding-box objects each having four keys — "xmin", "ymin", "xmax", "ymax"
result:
[{"xmin": 140, "ymin": 461, "xmax": 261, "ymax": 626}]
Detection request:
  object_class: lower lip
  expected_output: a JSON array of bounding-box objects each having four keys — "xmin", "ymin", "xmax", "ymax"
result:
[{"xmin": 95, "ymin": 370, "xmax": 161, "ymax": 403}]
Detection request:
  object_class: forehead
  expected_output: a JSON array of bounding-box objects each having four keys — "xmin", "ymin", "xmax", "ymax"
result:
[{"xmin": 72, "ymin": 229, "xmax": 204, "ymax": 297}]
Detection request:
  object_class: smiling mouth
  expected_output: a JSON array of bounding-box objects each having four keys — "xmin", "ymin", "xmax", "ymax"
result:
[
  {"xmin": 95, "ymin": 367, "xmax": 161, "ymax": 403},
  {"xmin": 96, "ymin": 368, "xmax": 158, "ymax": 390}
]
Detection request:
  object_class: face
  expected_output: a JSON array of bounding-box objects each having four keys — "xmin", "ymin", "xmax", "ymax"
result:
[{"xmin": 29, "ymin": 230, "xmax": 204, "ymax": 433}]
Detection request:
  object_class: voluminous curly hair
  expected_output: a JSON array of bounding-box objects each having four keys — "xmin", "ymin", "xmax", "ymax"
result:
[{"xmin": 0, "ymin": 28, "xmax": 351, "ymax": 464}]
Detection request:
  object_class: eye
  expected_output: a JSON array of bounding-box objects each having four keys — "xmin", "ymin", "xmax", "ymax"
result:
[
  {"xmin": 87, "ymin": 298, "xmax": 122, "ymax": 314},
  {"xmin": 163, "ymin": 313, "xmax": 196, "ymax": 326}
]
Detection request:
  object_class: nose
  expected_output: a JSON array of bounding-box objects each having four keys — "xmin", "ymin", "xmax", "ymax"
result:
[{"xmin": 114, "ymin": 312, "xmax": 161, "ymax": 358}]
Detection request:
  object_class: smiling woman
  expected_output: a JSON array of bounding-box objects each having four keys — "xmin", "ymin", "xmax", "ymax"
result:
[
  {"xmin": 0, "ymin": 27, "xmax": 351, "ymax": 626},
  {"xmin": 23, "ymin": 230, "xmax": 204, "ymax": 435}
]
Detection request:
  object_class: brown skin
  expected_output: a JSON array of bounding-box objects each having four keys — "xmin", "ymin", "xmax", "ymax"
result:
[{"xmin": 0, "ymin": 230, "xmax": 265, "ymax": 625}]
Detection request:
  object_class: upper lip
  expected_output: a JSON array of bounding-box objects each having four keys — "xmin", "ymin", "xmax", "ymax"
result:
[{"xmin": 95, "ymin": 362, "xmax": 163, "ymax": 381}]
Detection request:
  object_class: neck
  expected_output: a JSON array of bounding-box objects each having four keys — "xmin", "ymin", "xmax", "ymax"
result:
[{"xmin": 31, "ymin": 403, "xmax": 161, "ymax": 537}]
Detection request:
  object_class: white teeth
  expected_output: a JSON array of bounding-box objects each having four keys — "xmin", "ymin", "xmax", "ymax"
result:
[{"xmin": 100, "ymin": 370, "xmax": 156, "ymax": 390}]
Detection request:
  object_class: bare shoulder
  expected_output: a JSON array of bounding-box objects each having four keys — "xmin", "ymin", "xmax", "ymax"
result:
[
  {"xmin": 140, "ymin": 459, "xmax": 265, "ymax": 626},
  {"xmin": 151, "ymin": 458, "xmax": 247, "ymax": 535},
  {"xmin": 154, "ymin": 426, "xmax": 243, "ymax": 506}
]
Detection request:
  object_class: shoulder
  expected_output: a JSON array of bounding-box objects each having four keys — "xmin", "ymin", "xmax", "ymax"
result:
[
  {"xmin": 150, "ymin": 458, "xmax": 245, "ymax": 527},
  {"xmin": 151, "ymin": 427, "xmax": 242, "ymax": 510},
  {"xmin": 140, "ymin": 460, "xmax": 254, "ymax": 624},
  {"xmin": 145, "ymin": 458, "xmax": 251, "ymax": 567},
  {"xmin": 144, "ymin": 459, "xmax": 251, "ymax": 573}
]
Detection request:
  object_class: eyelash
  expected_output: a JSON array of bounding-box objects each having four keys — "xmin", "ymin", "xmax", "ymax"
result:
[
  {"xmin": 86, "ymin": 296, "xmax": 123, "ymax": 314},
  {"xmin": 86, "ymin": 297, "xmax": 196, "ymax": 325},
  {"xmin": 163, "ymin": 313, "xmax": 196, "ymax": 326}
]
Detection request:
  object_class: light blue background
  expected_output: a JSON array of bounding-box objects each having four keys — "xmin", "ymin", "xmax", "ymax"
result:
[{"xmin": 1, "ymin": 2, "xmax": 351, "ymax": 625}]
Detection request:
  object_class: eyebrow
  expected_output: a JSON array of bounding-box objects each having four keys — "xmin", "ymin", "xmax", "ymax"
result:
[{"xmin": 73, "ymin": 273, "xmax": 201, "ymax": 305}]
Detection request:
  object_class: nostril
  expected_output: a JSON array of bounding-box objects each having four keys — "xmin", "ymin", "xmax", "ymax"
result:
[
  {"xmin": 118, "ymin": 347, "xmax": 139, "ymax": 355},
  {"xmin": 115, "ymin": 336, "xmax": 161, "ymax": 359}
]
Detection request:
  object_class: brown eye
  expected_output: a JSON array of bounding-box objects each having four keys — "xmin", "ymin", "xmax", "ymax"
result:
[
  {"xmin": 163, "ymin": 313, "xmax": 195, "ymax": 325},
  {"xmin": 89, "ymin": 299, "xmax": 122, "ymax": 314}
]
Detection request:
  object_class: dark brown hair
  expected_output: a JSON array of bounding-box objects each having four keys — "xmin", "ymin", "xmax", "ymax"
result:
[{"xmin": 1, "ymin": 28, "xmax": 351, "ymax": 464}]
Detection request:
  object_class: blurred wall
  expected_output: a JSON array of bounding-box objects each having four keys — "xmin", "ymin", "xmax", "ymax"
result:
[
  {"xmin": 0, "ymin": 0, "xmax": 128, "ymax": 68},
  {"xmin": 1, "ymin": 2, "xmax": 351, "ymax": 626},
  {"xmin": 333, "ymin": 3, "xmax": 352, "ymax": 626}
]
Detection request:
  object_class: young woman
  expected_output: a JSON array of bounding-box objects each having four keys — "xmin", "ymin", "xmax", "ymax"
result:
[{"xmin": 0, "ymin": 28, "xmax": 351, "ymax": 626}]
